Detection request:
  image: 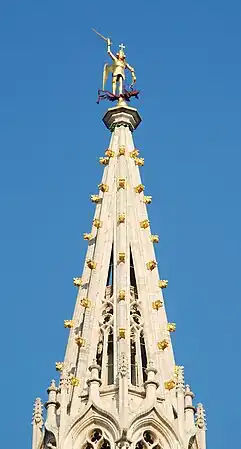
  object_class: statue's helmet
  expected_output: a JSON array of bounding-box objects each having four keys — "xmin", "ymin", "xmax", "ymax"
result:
[
  {"xmin": 116, "ymin": 51, "xmax": 125, "ymax": 59},
  {"xmin": 116, "ymin": 44, "xmax": 126, "ymax": 59}
]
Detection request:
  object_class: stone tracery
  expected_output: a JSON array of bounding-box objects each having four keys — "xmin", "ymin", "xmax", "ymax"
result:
[
  {"xmin": 81, "ymin": 429, "xmax": 111, "ymax": 449},
  {"xmin": 135, "ymin": 431, "xmax": 161, "ymax": 449}
]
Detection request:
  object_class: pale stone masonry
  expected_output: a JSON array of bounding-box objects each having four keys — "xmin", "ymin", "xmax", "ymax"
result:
[{"xmin": 32, "ymin": 103, "xmax": 206, "ymax": 449}]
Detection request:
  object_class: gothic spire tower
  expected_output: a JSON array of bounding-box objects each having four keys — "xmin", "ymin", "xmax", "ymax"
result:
[{"xmin": 32, "ymin": 37, "xmax": 207, "ymax": 449}]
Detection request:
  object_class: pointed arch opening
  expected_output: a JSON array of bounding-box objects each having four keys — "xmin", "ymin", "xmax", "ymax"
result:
[
  {"xmin": 96, "ymin": 331, "xmax": 104, "ymax": 378},
  {"xmin": 130, "ymin": 247, "xmax": 138, "ymax": 299},
  {"xmin": 107, "ymin": 246, "xmax": 114, "ymax": 287},
  {"xmin": 130, "ymin": 330, "xmax": 137, "ymax": 386}
]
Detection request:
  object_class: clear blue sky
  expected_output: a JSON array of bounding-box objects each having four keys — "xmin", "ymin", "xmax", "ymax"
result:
[{"xmin": 1, "ymin": 1, "xmax": 240, "ymax": 448}]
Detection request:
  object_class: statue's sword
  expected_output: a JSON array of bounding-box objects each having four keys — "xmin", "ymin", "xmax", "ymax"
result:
[{"xmin": 92, "ymin": 28, "xmax": 112, "ymax": 44}]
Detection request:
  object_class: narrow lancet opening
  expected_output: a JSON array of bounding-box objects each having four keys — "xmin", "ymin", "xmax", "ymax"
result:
[
  {"xmin": 130, "ymin": 248, "xmax": 137, "ymax": 286},
  {"xmin": 107, "ymin": 328, "xmax": 114, "ymax": 384},
  {"xmin": 140, "ymin": 331, "xmax": 148, "ymax": 382},
  {"xmin": 130, "ymin": 247, "xmax": 138, "ymax": 299},
  {"xmin": 172, "ymin": 406, "xmax": 178, "ymax": 419},
  {"xmin": 107, "ymin": 247, "xmax": 114, "ymax": 287},
  {"xmin": 96, "ymin": 331, "xmax": 104, "ymax": 378}
]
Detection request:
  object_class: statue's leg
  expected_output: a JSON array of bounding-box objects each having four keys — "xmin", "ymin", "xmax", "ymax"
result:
[
  {"xmin": 112, "ymin": 76, "xmax": 117, "ymax": 95},
  {"xmin": 118, "ymin": 76, "xmax": 123, "ymax": 96}
]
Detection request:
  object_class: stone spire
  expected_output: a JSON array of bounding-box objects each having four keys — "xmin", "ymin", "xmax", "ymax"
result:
[{"xmin": 32, "ymin": 102, "xmax": 207, "ymax": 449}]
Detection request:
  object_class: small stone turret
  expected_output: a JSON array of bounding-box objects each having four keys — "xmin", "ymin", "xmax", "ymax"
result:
[
  {"xmin": 45, "ymin": 380, "xmax": 59, "ymax": 429},
  {"xmin": 184, "ymin": 385, "xmax": 196, "ymax": 431},
  {"xmin": 144, "ymin": 361, "xmax": 159, "ymax": 403},
  {"xmin": 87, "ymin": 359, "xmax": 102, "ymax": 403}
]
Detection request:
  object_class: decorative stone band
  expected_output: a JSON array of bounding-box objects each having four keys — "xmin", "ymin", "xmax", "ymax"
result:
[
  {"xmin": 144, "ymin": 379, "xmax": 159, "ymax": 389},
  {"xmin": 44, "ymin": 400, "xmax": 60, "ymax": 410},
  {"xmin": 184, "ymin": 405, "xmax": 197, "ymax": 412},
  {"xmin": 86, "ymin": 377, "xmax": 102, "ymax": 387},
  {"xmin": 103, "ymin": 105, "xmax": 142, "ymax": 132},
  {"xmin": 88, "ymin": 362, "xmax": 101, "ymax": 373}
]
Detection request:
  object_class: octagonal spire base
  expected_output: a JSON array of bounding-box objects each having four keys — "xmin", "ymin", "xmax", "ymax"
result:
[{"xmin": 103, "ymin": 103, "xmax": 142, "ymax": 132}]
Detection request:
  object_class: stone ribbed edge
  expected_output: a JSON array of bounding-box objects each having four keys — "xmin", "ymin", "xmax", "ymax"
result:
[{"xmin": 103, "ymin": 103, "xmax": 142, "ymax": 132}]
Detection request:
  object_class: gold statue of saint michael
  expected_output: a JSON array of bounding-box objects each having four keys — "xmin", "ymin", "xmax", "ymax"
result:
[{"xmin": 93, "ymin": 29, "xmax": 136, "ymax": 96}]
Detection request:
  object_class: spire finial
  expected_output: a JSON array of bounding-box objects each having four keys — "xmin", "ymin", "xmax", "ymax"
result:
[
  {"xmin": 89, "ymin": 358, "xmax": 101, "ymax": 375},
  {"xmin": 32, "ymin": 398, "xmax": 44, "ymax": 449},
  {"xmin": 196, "ymin": 403, "xmax": 207, "ymax": 429},
  {"xmin": 47, "ymin": 379, "xmax": 58, "ymax": 393},
  {"xmin": 185, "ymin": 384, "xmax": 194, "ymax": 398},
  {"xmin": 32, "ymin": 397, "xmax": 43, "ymax": 425}
]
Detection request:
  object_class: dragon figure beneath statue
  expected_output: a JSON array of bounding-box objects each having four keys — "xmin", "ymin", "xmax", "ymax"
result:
[{"xmin": 97, "ymin": 87, "xmax": 140, "ymax": 104}]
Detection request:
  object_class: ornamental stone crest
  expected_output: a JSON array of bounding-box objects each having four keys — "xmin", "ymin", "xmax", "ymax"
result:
[{"xmin": 119, "ymin": 352, "xmax": 128, "ymax": 377}]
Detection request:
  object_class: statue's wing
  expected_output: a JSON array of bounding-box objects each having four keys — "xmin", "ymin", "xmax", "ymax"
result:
[{"xmin": 103, "ymin": 63, "xmax": 112, "ymax": 90}]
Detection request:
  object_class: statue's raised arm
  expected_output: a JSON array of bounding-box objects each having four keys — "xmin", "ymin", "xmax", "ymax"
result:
[{"xmin": 106, "ymin": 38, "xmax": 116, "ymax": 62}]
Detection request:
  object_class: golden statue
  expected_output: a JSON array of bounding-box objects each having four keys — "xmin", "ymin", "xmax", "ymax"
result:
[{"xmin": 93, "ymin": 29, "xmax": 136, "ymax": 96}]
